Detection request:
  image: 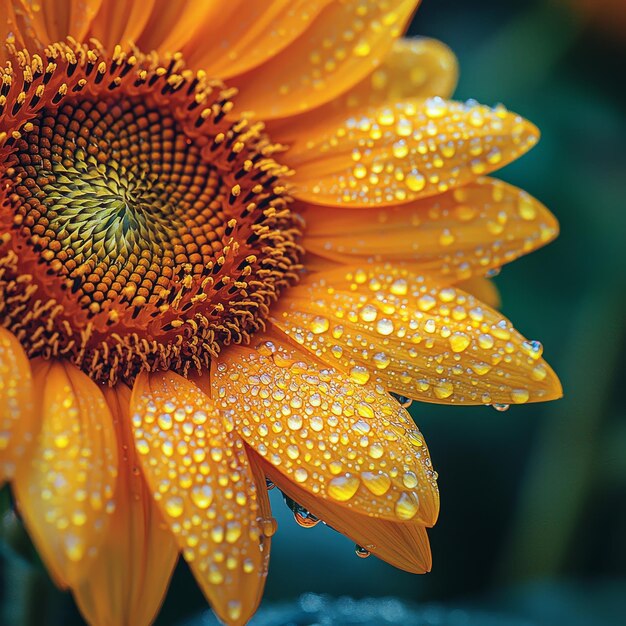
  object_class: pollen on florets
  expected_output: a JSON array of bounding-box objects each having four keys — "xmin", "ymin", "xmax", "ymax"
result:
[{"xmin": 0, "ymin": 39, "xmax": 302, "ymax": 384}]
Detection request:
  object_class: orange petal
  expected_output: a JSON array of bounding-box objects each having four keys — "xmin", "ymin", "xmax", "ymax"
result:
[
  {"xmin": 272, "ymin": 37, "xmax": 458, "ymax": 143},
  {"xmin": 211, "ymin": 338, "xmax": 439, "ymax": 526},
  {"xmin": 134, "ymin": 0, "xmax": 226, "ymax": 56},
  {"xmin": 287, "ymin": 100, "xmax": 539, "ymax": 207},
  {"xmin": 0, "ymin": 327, "xmax": 35, "ymax": 482},
  {"xmin": 299, "ymin": 178, "xmax": 558, "ymax": 280},
  {"xmin": 262, "ymin": 458, "xmax": 431, "ymax": 573},
  {"xmin": 270, "ymin": 265, "xmax": 562, "ymax": 406},
  {"xmin": 13, "ymin": 0, "xmax": 102, "ymax": 46},
  {"xmin": 88, "ymin": 0, "xmax": 156, "ymax": 51},
  {"xmin": 1, "ymin": 2, "xmax": 26, "ymax": 64},
  {"xmin": 132, "ymin": 0, "xmax": 330, "ymax": 75},
  {"xmin": 12, "ymin": 359, "xmax": 118, "ymax": 589},
  {"xmin": 457, "ymin": 276, "xmax": 501, "ymax": 310},
  {"xmin": 130, "ymin": 371, "xmax": 271, "ymax": 626},
  {"xmin": 229, "ymin": 0, "xmax": 417, "ymax": 120},
  {"xmin": 242, "ymin": 447, "xmax": 273, "ymax": 617},
  {"xmin": 180, "ymin": 1, "xmax": 334, "ymax": 80},
  {"xmin": 73, "ymin": 383, "xmax": 178, "ymax": 626}
]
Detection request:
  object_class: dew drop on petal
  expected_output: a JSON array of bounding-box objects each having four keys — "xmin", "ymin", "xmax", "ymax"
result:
[
  {"xmin": 328, "ymin": 474, "xmax": 361, "ymax": 501},
  {"xmin": 394, "ymin": 492, "xmax": 420, "ymax": 521}
]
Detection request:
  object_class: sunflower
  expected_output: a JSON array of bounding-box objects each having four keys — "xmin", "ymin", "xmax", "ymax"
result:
[{"xmin": 0, "ymin": 1, "xmax": 561, "ymax": 624}]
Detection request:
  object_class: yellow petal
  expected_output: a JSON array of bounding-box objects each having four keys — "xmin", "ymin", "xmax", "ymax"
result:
[
  {"xmin": 130, "ymin": 371, "xmax": 271, "ymax": 626},
  {"xmin": 230, "ymin": 0, "xmax": 417, "ymax": 120},
  {"xmin": 73, "ymin": 383, "xmax": 178, "ymax": 626},
  {"xmin": 263, "ymin": 459, "xmax": 431, "ymax": 573},
  {"xmin": 211, "ymin": 338, "xmax": 439, "ymax": 526},
  {"xmin": 272, "ymin": 37, "xmax": 458, "ymax": 142},
  {"xmin": 270, "ymin": 265, "xmax": 562, "ymax": 406},
  {"xmin": 300, "ymin": 178, "xmax": 558, "ymax": 280},
  {"xmin": 287, "ymin": 100, "xmax": 539, "ymax": 207},
  {"xmin": 0, "ymin": 327, "xmax": 35, "ymax": 482},
  {"xmin": 12, "ymin": 359, "xmax": 118, "ymax": 589}
]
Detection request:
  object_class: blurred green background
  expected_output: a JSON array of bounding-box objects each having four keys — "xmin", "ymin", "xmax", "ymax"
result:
[{"xmin": 2, "ymin": 0, "xmax": 625, "ymax": 624}]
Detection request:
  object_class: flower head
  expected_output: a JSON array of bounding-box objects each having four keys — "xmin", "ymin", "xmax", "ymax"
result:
[{"xmin": 0, "ymin": 1, "xmax": 561, "ymax": 624}]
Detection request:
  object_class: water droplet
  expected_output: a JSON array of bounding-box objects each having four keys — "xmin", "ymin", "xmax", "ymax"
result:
[
  {"xmin": 310, "ymin": 316, "xmax": 329, "ymax": 334},
  {"xmin": 190, "ymin": 485, "xmax": 213, "ymax": 509},
  {"xmin": 394, "ymin": 492, "xmax": 419, "ymax": 521},
  {"xmin": 361, "ymin": 471, "xmax": 391, "ymax": 496},
  {"xmin": 372, "ymin": 352, "xmax": 391, "ymax": 370},
  {"xmin": 283, "ymin": 495, "xmax": 320, "ymax": 528},
  {"xmin": 390, "ymin": 278, "xmax": 408, "ymax": 295},
  {"xmin": 356, "ymin": 402, "xmax": 375, "ymax": 419},
  {"xmin": 391, "ymin": 392, "xmax": 413, "ymax": 408},
  {"xmin": 328, "ymin": 474, "xmax": 360, "ymax": 501},
  {"xmin": 425, "ymin": 96, "xmax": 448, "ymax": 118},
  {"xmin": 405, "ymin": 169, "xmax": 426, "ymax": 192},
  {"xmin": 349, "ymin": 365, "xmax": 370, "ymax": 385},
  {"xmin": 376, "ymin": 318, "xmax": 394, "ymax": 336},
  {"xmin": 492, "ymin": 403, "xmax": 510, "ymax": 412},
  {"xmin": 510, "ymin": 389, "xmax": 529, "ymax": 404},
  {"xmin": 294, "ymin": 467, "xmax": 308, "ymax": 483},
  {"xmin": 392, "ymin": 140, "xmax": 409, "ymax": 159},
  {"xmin": 135, "ymin": 439, "xmax": 150, "ymax": 455},
  {"xmin": 449, "ymin": 332, "xmax": 471, "ymax": 353},
  {"xmin": 227, "ymin": 600, "xmax": 242, "ymax": 621},
  {"xmin": 355, "ymin": 544, "xmax": 371, "ymax": 558},
  {"xmin": 165, "ymin": 495, "xmax": 184, "ymax": 518},
  {"xmin": 64, "ymin": 533, "xmax": 85, "ymax": 562},
  {"xmin": 402, "ymin": 471, "xmax": 419, "ymax": 489},
  {"xmin": 359, "ymin": 304, "xmax": 378, "ymax": 322},
  {"xmin": 260, "ymin": 517, "xmax": 278, "ymax": 537},
  {"xmin": 225, "ymin": 521, "xmax": 242, "ymax": 544},
  {"xmin": 433, "ymin": 380, "xmax": 454, "ymax": 399},
  {"xmin": 157, "ymin": 413, "xmax": 172, "ymax": 431}
]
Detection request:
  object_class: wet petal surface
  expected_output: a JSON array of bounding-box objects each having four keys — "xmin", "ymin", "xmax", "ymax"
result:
[
  {"xmin": 212, "ymin": 337, "xmax": 439, "ymax": 526},
  {"xmin": 270, "ymin": 265, "xmax": 562, "ymax": 405},
  {"xmin": 0, "ymin": 327, "xmax": 35, "ymax": 482},
  {"xmin": 264, "ymin": 459, "xmax": 431, "ymax": 573},
  {"xmin": 74, "ymin": 383, "xmax": 178, "ymax": 626},
  {"xmin": 288, "ymin": 100, "xmax": 539, "ymax": 207},
  {"xmin": 130, "ymin": 371, "xmax": 271, "ymax": 626},
  {"xmin": 300, "ymin": 178, "xmax": 558, "ymax": 281},
  {"xmin": 13, "ymin": 360, "xmax": 118, "ymax": 588}
]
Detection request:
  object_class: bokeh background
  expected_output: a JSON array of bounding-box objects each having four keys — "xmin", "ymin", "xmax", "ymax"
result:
[{"xmin": 2, "ymin": 0, "xmax": 625, "ymax": 624}]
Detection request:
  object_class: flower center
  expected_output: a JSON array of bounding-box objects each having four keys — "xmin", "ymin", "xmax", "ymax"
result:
[{"xmin": 0, "ymin": 41, "xmax": 302, "ymax": 383}]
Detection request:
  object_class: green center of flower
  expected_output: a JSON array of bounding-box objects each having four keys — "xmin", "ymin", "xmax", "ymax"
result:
[{"xmin": 12, "ymin": 98, "xmax": 227, "ymax": 316}]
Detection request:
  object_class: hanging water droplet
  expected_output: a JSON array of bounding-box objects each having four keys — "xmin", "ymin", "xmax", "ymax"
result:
[
  {"xmin": 282, "ymin": 494, "xmax": 320, "ymax": 528},
  {"xmin": 492, "ymin": 403, "xmax": 510, "ymax": 412},
  {"xmin": 486, "ymin": 267, "xmax": 501, "ymax": 278},
  {"xmin": 265, "ymin": 478, "xmax": 275, "ymax": 490},
  {"xmin": 355, "ymin": 544, "xmax": 371, "ymax": 558},
  {"xmin": 391, "ymin": 392, "xmax": 413, "ymax": 408}
]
